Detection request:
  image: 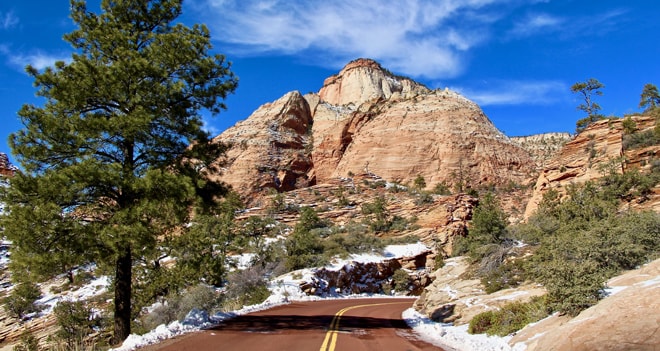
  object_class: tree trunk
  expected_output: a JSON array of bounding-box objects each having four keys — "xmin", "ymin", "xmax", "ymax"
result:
[{"xmin": 112, "ymin": 244, "xmax": 132, "ymax": 345}]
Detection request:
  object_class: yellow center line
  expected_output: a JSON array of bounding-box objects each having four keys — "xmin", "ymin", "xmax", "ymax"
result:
[{"xmin": 319, "ymin": 301, "xmax": 411, "ymax": 351}]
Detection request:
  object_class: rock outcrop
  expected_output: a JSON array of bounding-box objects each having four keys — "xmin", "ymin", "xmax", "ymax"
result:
[
  {"xmin": 211, "ymin": 59, "xmax": 536, "ymax": 202},
  {"xmin": 299, "ymin": 249, "xmax": 434, "ymax": 296},
  {"xmin": 511, "ymin": 258, "xmax": 660, "ymax": 351},
  {"xmin": 511, "ymin": 132, "xmax": 571, "ymax": 169},
  {"xmin": 524, "ymin": 116, "xmax": 660, "ymax": 217},
  {"xmin": 414, "ymin": 257, "xmax": 546, "ymax": 325},
  {"xmin": 0, "ymin": 153, "xmax": 15, "ymax": 178},
  {"xmin": 208, "ymin": 91, "xmax": 314, "ymax": 201},
  {"xmin": 318, "ymin": 58, "xmax": 429, "ymax": 106}
]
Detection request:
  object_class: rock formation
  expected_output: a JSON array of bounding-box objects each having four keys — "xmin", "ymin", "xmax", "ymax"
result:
[
  {"xmin": 511, "ymin": 132, "xmax": 571, "ymax": 169},
  {"xmin": 0, "ymin": 153, "xmax": 15, "ymax": 178},
  {"xmin": 299, "ymin": 249, "xmax": 434, "ymax": 296},
  {"xmin": 414, "ymin": 256, "xmax": 546, "ymax": 325},
  {"xmin": 511, "ymin": 258, "xmax": 660, "ymax": 351},
  {"xmin": 208, "ymin": 91, "xmax": 314, "ymax": 200},
  {"xmin": 524, "ymin": 116, "xmax": 660, "ymax": 217},
  {"xmin": 318, "ymin": 58, "xmax": 429, "ymax": 106},
  {"xmin": 210, "ymin": 59, "xmax": 536, "ymax": 202}
]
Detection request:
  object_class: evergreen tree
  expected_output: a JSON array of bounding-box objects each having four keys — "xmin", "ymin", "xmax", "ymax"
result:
[
  {"xmin": 0, "ymin": 0, "xmax": 237, "ymax": 343},
  {"xmin": 639, "ymin": 83, "xmax": 660, "ymax": 111},
  {"xmin": 571, "ymin": 78, "xmax": 604, "ymax": 133}
]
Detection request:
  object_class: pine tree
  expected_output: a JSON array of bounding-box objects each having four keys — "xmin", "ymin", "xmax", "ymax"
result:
[
  {"xmin": 639, "ymin": 83, "xmax": 660, "ymax": 111},
  {"xmin": 0, "ymin": 0, "xmax": 237, "ymax": 343},
  {"xmin": 571, "ymin": 78, "xmax": 605, "ymax": 133}
]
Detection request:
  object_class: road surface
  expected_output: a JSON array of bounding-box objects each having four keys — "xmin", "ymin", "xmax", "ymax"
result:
[{"xmin": 143, "ymin": 298, "xmax": 444, "ymax": 351}]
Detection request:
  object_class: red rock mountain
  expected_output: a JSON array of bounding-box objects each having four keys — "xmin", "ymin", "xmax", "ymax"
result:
[
  {"xmin": 524, "ymin": 115, "xmax": 660, "ymax": 217},
  {"xmin": 210, "ymin": 59, "xmax": 535, "ymax": 203}
]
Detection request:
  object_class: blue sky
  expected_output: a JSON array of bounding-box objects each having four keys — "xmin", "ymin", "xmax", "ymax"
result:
[{"xmin": 1, "ymin": 0, "xmax": 659, "ymax": 165}]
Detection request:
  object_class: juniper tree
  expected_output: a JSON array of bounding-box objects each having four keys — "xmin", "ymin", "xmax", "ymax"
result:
[{"xmin": 0, "ymin": 0, "xmax": 237, "ymax": 343}]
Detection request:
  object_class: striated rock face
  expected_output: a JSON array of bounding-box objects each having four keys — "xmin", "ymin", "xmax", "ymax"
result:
[
  {"xmin": 211, "ymin": 59, "xmax": 536, "ymax": 201},
  {"xmin": 0, "ymin": 153, "xmax": 15, "ymax": 177},
  {"xmin": 208, "ymin": 91, "xmax": 314, "ymax": 201},
  {"xmin": 511, "ymin": 258, "xmax": 660, "ymax": 351},
  {"xmin": 524, "ymin": 116, "xmax": 660, "ymax": 218},
  {"xmin": 311, "ymin": 90, "xmax": 535, "ymax": 188},
  {"xmin": 318, "ymin": 58, "xmax": 429, "ymax": 106},
  {"xmin": 511, "ymin": 132, "xmax": 571, "ymax": 169}
]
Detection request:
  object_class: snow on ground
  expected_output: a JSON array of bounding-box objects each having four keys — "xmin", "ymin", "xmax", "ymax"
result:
[
  {"xmin": 35, "ymin": 268, "xmax": 110, "ymax": 315},
  {"xmin": 111, "ymin": 241, "xmax": 516, "ymax": 351},
  {"xmin": 111, "ymin": 242, "xmax": 431, "ymax": 350},
  {"xmin": 402, "ymin": 308, "xmax": 516, "ymax": 351}
]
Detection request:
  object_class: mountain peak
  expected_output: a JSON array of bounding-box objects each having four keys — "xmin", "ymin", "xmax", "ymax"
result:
[{"xmin": 319, "ymin": 58, "xmax": 429, "ymax": 106}]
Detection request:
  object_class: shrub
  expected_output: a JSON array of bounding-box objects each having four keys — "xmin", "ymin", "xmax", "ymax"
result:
[
  {"xmin": 392, "ymin": 269, "xmax": 411, "ymax": 292},
  {"xmin": 433, "ymin": 182, "xmax": 451, "ymax": 195},
  {"xmin": 468, "ymin": 296, "xmax": 549, "ymax": 336},
  {"xmin": 225, "ymin": 266, "xmax": 271, "ymax": 307},
  {"xmin": 54, "ymin": 300, "xmax": 97, "ymax": 346},
  {"xmin": 622, "ymin": 129, "xmax": 660, "ymax": 150},
  {"xmin": 14, "ymin": 329, "xmax": 40, "ymax": 351},
  {"xmin": 414, "ymin": 191, "xmax": 434, "ymax": 205},
  {"xmin": 3, "ymin": 281, "xmax": 43, "ymax": 319},
  {"xmin": 465, "ymin": 193, "xmax": 508, "ymax": 261},
  {"xmin": 285, "ymin": 215, "xmax": 327, "ymax": 270},
  {"xmin": 480, "ymin": 259, "xmax": 526, "ymax": 294},
  {"xmin": 413, "ymin": 175, "xmax": 427, "ymax": 191},
  {"xmin": 140, "ymin": 284, "xmax": 220, "ymax": 331}
]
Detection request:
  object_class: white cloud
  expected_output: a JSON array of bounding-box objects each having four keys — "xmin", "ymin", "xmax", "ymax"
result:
[
  {"xmin": 7, "ymin": 51, "xmax": 70, "ymax": 71},
  {"xmin": 0, "ymin": 11, "xmax": 19, "ymax": 30},
  {"xmin": 507, "ymin": 8, "xmax": 627, "ymax": 40},
  {"xmin": 454, "ymin": 80, "xmax": 567, "ymax": 106},
  {"xmin": 508, "ymin": 13, "xmax": 563, "ymax": 38},
  {"xmin": 194, "ymin": 0, "xmax": 505, "ymax": 79}
]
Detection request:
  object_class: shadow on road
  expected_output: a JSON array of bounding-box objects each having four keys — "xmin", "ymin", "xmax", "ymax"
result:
[{"xmin": 211, "ymin": 314, "xmax": 410, "ymax": 333}]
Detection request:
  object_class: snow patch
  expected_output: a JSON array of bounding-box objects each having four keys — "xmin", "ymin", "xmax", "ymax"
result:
[{"xmin": 403, "ymin": 308, "xmax": 515, "ymax": 351}]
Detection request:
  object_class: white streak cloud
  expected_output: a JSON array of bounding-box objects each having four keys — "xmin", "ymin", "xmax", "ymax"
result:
[
  {"xmin": 454, "ymin": 80, "xmax": 567, "ymax": 106},
  {"xmin": 508, "ymin": 13, "xmax": 563, "ymax": 38},
  {"xmin": 194, "ymin": 0, "xmax": 504, "ymax": 79},
  {"xmin": 0, "ymin": 11, "xmax": 19, "ymax": 30}
]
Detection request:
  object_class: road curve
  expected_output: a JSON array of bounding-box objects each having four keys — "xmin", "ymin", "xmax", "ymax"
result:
[{"xmin": 141, "ymin": 298, "xmax": 444, "ymax": 351}]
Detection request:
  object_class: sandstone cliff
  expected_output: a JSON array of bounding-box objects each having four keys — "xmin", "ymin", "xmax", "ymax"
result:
[
  {"xmin": 524, "ymin": 116, "xmax": 660, "ymax": 217},
  {"xmin": 208, "ymin": 91, "xmax": 314, "ymax": 199},
  {"xmin": 511, "ymin": 132, "xmax": 571, "ymax": 169},
  {"xmin": 511, "ymin": 258, "xmax": 660, "ymax": 351},
  {"xmin": 211, "ymin": 59, "xmax": 536, "ymax": 202}
]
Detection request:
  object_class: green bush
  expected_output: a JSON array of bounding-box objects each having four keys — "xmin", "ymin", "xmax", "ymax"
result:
[
  {"xmin": 480, "ymin": 259, "xmax": 526, "ymax": 294},
  {"xmin": 468, "ymin": 296, "xmax": 549, "ymax": 336},
  {"xmin": 392, "ymin": 269, "xmax": 411, "ymax": 292},
  {"xmin": 433, "ymin": 182, "xmax": 452, "ymax": 195},
  {"xmin": 3, "ymin": 281, "xmax": 43, "ymax": 319},
  {"xmin": 54, "ymin": 300, "xmax": 98, "ymax": 346},
  {"xmin": 414, "ymin": 191, "xmax": 434, "ymax": 205},
  {"xmin": 622, "ymin": 129, "xmax": 660, "ymax": 150},
  {"xmin": 14, "ymin": 329, "xmax": 40, "ymax": 351},
  {"xmin": 464, "ymin": 193, "xmax": 508, "ymax": 262}
]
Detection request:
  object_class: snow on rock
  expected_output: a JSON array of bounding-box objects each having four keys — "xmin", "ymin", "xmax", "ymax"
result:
[{"xmin": 182, "ymin": 308, "xmax": 211, "ymax": 327}]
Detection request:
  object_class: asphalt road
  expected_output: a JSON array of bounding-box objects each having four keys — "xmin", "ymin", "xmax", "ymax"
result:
[{"xmin": 143, "ymin": 298, "xmax": 444, "ymax": 351}]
